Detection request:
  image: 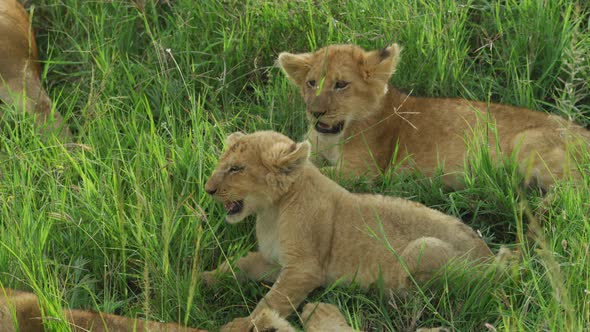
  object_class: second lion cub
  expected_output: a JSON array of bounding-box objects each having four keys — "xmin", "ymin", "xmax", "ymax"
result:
[
  {"xmin": 278, "ymin": 44, "xmax": 590, "ymax": 189},
  {"xmin": 204, "ymin": 130, "xmax": 492, "ymax": 331}
]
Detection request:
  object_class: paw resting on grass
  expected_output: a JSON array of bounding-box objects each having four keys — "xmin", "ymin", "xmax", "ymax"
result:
[
  {"xmin": 302, "ymin": 302, "xmax": 355, "ymax": 332},
  {"xmin": 220, "ymin": 309, "xmax": 297, "ymax": 332},
  {"xmin": 252, "ymin": 309, "xmax": 296, "ymax": 332}
]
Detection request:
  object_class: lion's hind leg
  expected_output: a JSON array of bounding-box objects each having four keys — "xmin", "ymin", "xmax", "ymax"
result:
[
  {"xmin": 397, "ymin": 237, "xmax": 460, "ymax": 289},
  {"xmin": 511, "ymin": 127, "xmax": 589, "ymax": 191},
  {"xmin": 302, "ymin": 302, "xmax": 356, "ymax": 332}
]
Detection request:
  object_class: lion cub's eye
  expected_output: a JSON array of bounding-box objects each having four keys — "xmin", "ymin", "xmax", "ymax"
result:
[
  {"xmin": 306, "ymin": 80, "xmax": 316, "ymax": 88},
  {"xmin": 228, "ymin": 165, "xmax": 244, "ymax": 174},
  {"xmin": 334, "ymin": 81, "xmax": 349, "ymax": 90}
]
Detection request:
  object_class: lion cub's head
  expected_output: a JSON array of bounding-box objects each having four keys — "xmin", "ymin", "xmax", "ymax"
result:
[
  {"xmin": 205, "ymin": 131, "xmax": 310, "ymax": 223},
  {"xmin": 278, "ymin": 44, "xmax": 401, "ymax": 135}
]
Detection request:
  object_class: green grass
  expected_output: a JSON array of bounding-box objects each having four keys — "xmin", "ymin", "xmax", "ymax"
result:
[{"xmin": 1, "ymin": 0, "xmax": 589, "ymax": 330}]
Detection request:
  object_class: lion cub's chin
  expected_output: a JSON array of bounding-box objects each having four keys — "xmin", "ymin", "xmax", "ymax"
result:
[
  {"xmin": 225, "ymin": 209, "xmax": 250, "ymax": 224},
  {"xmin": 225, "ymin": 212, "xmax": 248, "ymax": 224}
]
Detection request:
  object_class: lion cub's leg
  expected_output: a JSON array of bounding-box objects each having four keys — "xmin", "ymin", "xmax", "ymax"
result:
[
  {"xmin": 512, "ymin": 129, "xmax": 586, "ymax": 190},
  {"xmin": 65, "ymin": 309, "xmax": 207, "ymax": 332},
  {"xmin": 397, "ymin": 237, "xmax": 459, "ymax": 289},
  {"xmin": 202, "ymin": 251, "xmax": 280, "ymax": 286}
]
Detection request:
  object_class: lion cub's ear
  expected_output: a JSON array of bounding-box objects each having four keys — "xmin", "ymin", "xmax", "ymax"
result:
[
  {"xmin": 363, "ymin": 43, "xmax": 402, "ymax": 82},
  {"xmin": 225, "ymin": 132, "xmax": 245, "ymax": 146},
  {"xmin": 277, "ymin": 52, "xmax": 313, "ymax": 86},
  {"xmin": 265, "ymin": 141, "xmax": 311, "ymax": 173}
]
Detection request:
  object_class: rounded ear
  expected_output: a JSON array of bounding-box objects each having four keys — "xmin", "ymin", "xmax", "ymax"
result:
[
  {"xmin": 363, "ymin": 43, "xmax": 403, "ymax": 82},
  {"xmin": 264, "ymin": 140, "xmax": 311, "ymax": 173},
  {"xmin": 225, "ymin": 131, "xmax": 245, "ymax": 146},
  {"xmin": 277, "ymin": 52, "xmax": 313, "ymax": 86}
]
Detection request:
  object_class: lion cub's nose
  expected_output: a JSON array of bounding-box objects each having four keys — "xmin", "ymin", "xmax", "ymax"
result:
[
  {"xmin": 204, "ymin": 182, "xmax": 217, "ymax": 195},
  {"xmin": 310, "ymin": 111, "xmax": 326, "ymax": 119}
]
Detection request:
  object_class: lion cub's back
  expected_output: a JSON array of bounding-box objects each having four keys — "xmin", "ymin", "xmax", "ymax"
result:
[
  {"xmin": 326, "ymin": 193, "xmax": 491, "ymax": 286},
  {"xmin": 368, "ymin": 194, "xmax": 491, "ymax": 257}
]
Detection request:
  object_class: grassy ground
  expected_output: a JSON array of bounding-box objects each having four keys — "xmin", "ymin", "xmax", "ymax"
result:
[{"xmin": 1, "ymin": 0, "xmax": 589, "ymax": 331}]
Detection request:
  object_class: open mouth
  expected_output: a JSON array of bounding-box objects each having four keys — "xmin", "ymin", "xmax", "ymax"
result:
[
  {"xmin": 314, "ymin": 121, "xmax": 345, "ymax": 134},
  {"xmin": 224, "ymin": 200, "xmax": 244, "ymax": 215}
]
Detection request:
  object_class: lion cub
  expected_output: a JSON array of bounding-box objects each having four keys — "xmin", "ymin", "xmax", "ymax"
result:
[
  {"xmin": 278, "ymin": 44, "xmax": 590, "ymax": 189},
  {"xmin": 0, "ymin": 0, "xmax": 70, "ymax": 137},
  {"xmin": 0, "ymin": 288, "xmax": 204, "ymax": 332},
  {"xmin": 203, "ymin": 131, "xmax": 492, "ymax": 331}
]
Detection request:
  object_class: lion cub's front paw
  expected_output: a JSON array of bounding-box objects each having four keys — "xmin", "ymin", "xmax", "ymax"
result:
[
  {"xmin": 220, "ymin": 316, "xmax": 252, "ymax": 332},
  {"xmin": 252, "ymin": 308, "xmax": 296, "ymax": 332}
]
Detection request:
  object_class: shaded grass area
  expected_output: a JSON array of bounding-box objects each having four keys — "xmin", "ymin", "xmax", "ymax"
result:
[{"xmin": 0, "ymin": 0, "xmax": 589, "ymax": 330}]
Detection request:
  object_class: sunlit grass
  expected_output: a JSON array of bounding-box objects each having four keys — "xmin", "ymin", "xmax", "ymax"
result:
[{"xmin": 0, "ymin": 0, "xmax": 588, "ymax": 330}]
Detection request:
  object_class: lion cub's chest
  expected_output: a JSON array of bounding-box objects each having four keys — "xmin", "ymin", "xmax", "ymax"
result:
[
  {"xmin": 256, "ymin": 210, "xmax": 281, "ymax": 264},
  {"xmin": 310, "ymin": 131, "xmax": 343, "ymax": 165}
]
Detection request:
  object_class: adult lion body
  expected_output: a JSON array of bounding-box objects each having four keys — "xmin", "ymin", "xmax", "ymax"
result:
[
  {"xmin": 203, "ymin": 131, "xmax": 492, "ymax": 331},
  {"xmin": 278, "ymin": 44, "xmax": 590, "ymax": 189},
  {"xmin": 0, "ymin": 0, "xmax": 69, "ymax": 137},
  {"xmin": 0, "ymin": 288, "xmax": 205, "ymax": 331}
]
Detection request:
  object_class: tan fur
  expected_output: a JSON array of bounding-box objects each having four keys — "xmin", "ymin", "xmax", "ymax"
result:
[
  {"xmin": 0, "ymin": 0, "xmax": 70, "ymax": 137},
  {"xmin": 0, "ymin": 289, "xmax": 44, "ymax": 332},
  {"xmin": 278, "ymin": 44, "xmax": 590, "ymax": 189},
  {"xmin": 251, "ymin": 308, "xmax": 296, "ymax": 332},
  {"xmin": 302, "ymin": 303, "xmax": 448, "ymax": 332},
  {"xmin": 0, "ymin": 288, "xmax": 205, "ymax": 331},
  {"xmin": 301, "ymin": 302, "xmax": 356, "ymax": 332},
  {"xmin": 203, "ymin": 131, "xmax": 492, "ymax": 331},
  {"xmin": 247, "ymin": 303, "xmax": 354, "ymax": 332},
  {"xmin": 255, "ymin": 302, "xmax": 448, "ymax": 332}
]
